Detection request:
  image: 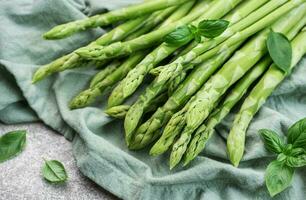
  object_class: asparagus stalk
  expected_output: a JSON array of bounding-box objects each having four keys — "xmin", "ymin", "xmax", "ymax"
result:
[
  {"xmin": 123, "ymin": 6, "xmax": 178, "ymax": 41},
  {"xmin": 227, "ymin": 23, "xmax": 306, "ymax": 167},
  {"xmin": 182, "ymin": 57, "xmax": 272, "ymax": 166},
  {"xmin": 90, "ymin": 61, "xmax": 122, "ymax": 88},
  {"xmin": 149, "ymin": 6, "xmax": 306, "ymax": 156},
  {"xmin": 69, "ymin": 51, "xmax": 148, "ymax": 109},
  {"xmin": 123, "ymin": 0, "xmax": 246, "ymax": 145},
  {"xmin": 76, "ymin": 0, "xmax": 243, "ymax": 61},
  {"xmin": 107, "ymin": 0, "xmax": 199, "ymax": 107},
  {"xmin": 129, "ymin": 43, "xmax": 242, "ymax": 150},
  {"xmin": 43, "ymin": 0, "xmax": 190, "ymax": 39}
]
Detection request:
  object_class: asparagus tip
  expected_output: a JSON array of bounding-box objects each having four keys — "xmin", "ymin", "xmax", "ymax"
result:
[
  {"xmin": 183, "ymin": 156, "xmax": 193, "ymax": 167},
  {"xmin": 32, "ymin": 68, "xmax": 47, "ymax": 83},
  {"xmin": 149, "ymin": 146, "xmax": 164, "ymax": 156},
  {"xmin": 75, "ymin": 45, "xmax": 104, "ymax": 59},
  {"xmin": 42, "ymin": 24, "xmax": 72, "ymax": 40},
  {"xmin": 230, "ymin": 158, "xmax": 240, "ymax": 168},
  {"xmin": 75, "ymin": 48, "xmax": 90, "ymax": 57},
  {"xmin": 105, "ymin": 105, "xmax": 130, "ymax": 119},
  {"xmin": 42, "ymin": 32, "xmax": 53, "ymax": 40},
  {"xmin": 69, "ymin": 93, "xmax": 91, "ymax": 110},
  {"xmin": 228, "ymin": 151, "xmax": 242, "ymax": 167},
  {"xmin": 169, "ymin": 159, "xmax": 179, "ymax": 170}
]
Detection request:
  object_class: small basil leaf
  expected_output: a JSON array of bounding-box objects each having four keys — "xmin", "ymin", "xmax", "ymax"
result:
[
  {"xmin": 259, "ymin": 129, "xmax": 285, "ymax": 154},
  {"xmin": 164, "ymin": 25, "xmax": 193, "ymax": 46},
  {"xmin": 198, "ymin": 19, "xmax": 229, "ymax": 39},
  {"xmin": 189, "ymin": 25, "xmax": 198, "ymax": 35},
  {"xmin": 0, "ymin": 130, "xmax": 26, "ymax": 163},
  {"xmin": 194, "ymin": 34, "xmax": 202, "ymax": 43},
  {"xmin": 265, "ymin": 160, "xmax": 294, "ymax": 197},
  {"xmin": 42, "ymin": 160, "xmax": 68, "ymax": 183},
  {"xmin": 283, "ymin": 144, "xmax": 293, "ymax": 156},
  {"xmin": 286, "ymin": 155, "xmax": 306, "ymax": 168},
  {"xmin": 290, "ymin": 148, "xmax": 306, "ymax": 157},
  {"xmin": 277, "ymin": 153, "xmax": 287, "ymax": 162},
  {"xmin": 267, "ymin": 31, "xmax": 292, "ymax": 74},
  {"xmin": 287, "ymin": 118, "xmax": 306, "ymax": 149}
]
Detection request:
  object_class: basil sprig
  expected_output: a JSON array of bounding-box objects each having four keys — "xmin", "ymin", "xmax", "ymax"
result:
[
  {"xmin": 164, "ymin": 19, "xmax": 229, "ymax": 46},
  {"xmin": 42, "ymin": 159, "xmax": 68, "ymax": 183},
  {"xmin": 259, "ymin": 118, "xmax": 306, "ymax": 197},
  {"xmin": 0, "ymin": 130, "xmax": 26, "ymax": 163},
  {"xmin": 267, "ymin": 31, "xmax": 292, "ymax": 74}
]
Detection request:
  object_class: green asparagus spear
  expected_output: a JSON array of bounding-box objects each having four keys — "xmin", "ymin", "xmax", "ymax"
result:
[
  {"xmin": 182, "ymin": 57, "xmax": 272, "ymax": 166},
  {"xmin": 150, "ymin": 5, "xmax": 306, "ymax": 156},
  {"xmin": 129, "ymin": 43, "xmax": 242, "ymax": 150},
  {"xmin": 123, "ymin": 0, "xmax": 244, "ymax": 145},
  {"xmin": 123, "ymin": 6, "xmax": 178, "ymax": 41},
  {"xmin": 90, "ymin": 61, "xmax": 121, "ymax": 88},
  {"xmin": 43, "ymin": 0, "xmax": 190, "ymax": 39},
  {"xmin": 107, "ymin": 0, "xmax": 198, "ymax": 107},
  {"xmin": 69, "ymin": 51, "xmax": 147, "ymax": 109},
  {"xmin": 227, "ymin": 23, "xmax": 306, "ymax": 168},
  {"xmin": 76, "ymin": 0, "xmax": 243, "ymax": 61}
]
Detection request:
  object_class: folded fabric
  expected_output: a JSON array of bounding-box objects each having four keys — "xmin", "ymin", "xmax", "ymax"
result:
[{"xmin": 0, "ymin": 0, "xmax": 305, "ymax": 199}]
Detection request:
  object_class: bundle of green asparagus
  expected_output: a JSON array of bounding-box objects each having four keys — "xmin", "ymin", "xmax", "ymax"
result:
[{"xmin": 33, "ymin": 0, "xmax": 306, "ymax": 170}]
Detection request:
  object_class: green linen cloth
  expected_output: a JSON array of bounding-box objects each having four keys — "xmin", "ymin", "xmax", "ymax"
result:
[{"xmin": 1, "ymin": 0, "xmax": 306, "ymax": 199}]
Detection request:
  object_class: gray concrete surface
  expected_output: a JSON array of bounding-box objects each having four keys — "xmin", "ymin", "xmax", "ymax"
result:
[{"xmin": 0, "ymin": 123, "xmax": 119, "ymax": 200}]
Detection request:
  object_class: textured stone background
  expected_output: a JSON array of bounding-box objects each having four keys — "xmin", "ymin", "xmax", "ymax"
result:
[{"xmin": 0, "ymin": 123, "xmax": 118, "ymax": 200}]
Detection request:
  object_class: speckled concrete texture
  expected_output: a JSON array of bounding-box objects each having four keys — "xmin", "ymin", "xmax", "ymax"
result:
[{"xmin": 0, "ymin": 123, "xmax": 119, "ymax": 200}]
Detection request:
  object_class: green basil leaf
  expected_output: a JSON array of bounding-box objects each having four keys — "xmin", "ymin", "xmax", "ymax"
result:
[
  {"xmin": 198, "ymin": 19, "xmax": 229, "ymax": 39},
  {"xmin": 259, "ymin": 129, "xmax": 285, "ymax": 154},
  {"xmin": 0, "ymin": 130, "xmax": 26, "ymax": 163},
  {"xmin": 194, "ymin": 34, "xmax": 202, "ymax": 43},
  {"xmin": 265, "ymin": 160, "xmax": 294, "ymax": 197},
  {"xmin": 290, "ymin": 148, "xmax": 306, "ymax": 157},
  {"xmin": 287, "ymin": 118, "xmax": 306, "ymax": 149},
  {"xmin": 267, "ymin": 31, "xmax": 292, "ymax": 74},
  {"xmin": 277, "ymin": 153, "xmax": 287, "ymax": 162},
  {"xmin": 189, "ymin": 25, "xmax": 198, "ymax": 35},
  {"xmin": 42, "ymin": 160, "xmax": 68, "ymax": 183},
  {"xmin": 283, "ymin": 144, "xmax": 293, "ymax": 156},
  {"xmin": 164, "ymin": 25, "xmax": 193, "ymax": 46},
  {"xmin": 188, "ymin": 25, "xmax": 201, "ymax": 43},
  {"xmin": 286, "ymin": 154, "xmax": 306, "ymax": 168}
]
